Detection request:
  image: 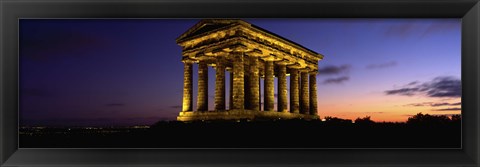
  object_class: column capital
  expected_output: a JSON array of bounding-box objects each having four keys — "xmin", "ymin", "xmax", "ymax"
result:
[
  {"xmin": 223, "ymin": 43, "xmax": 249, "ymax": 53},
  {"xmin": 287, "ymin": 62, "xmax": 303, "ymax": 69},
  {"xmin": 194, "ymin": 52, "xmax": 216, "ymax": 61},
  {"xmin": 276, "ymin": 59, "xmax": 295, "ymax": 66},
  {"xmin": 181, "ymin": 57, "xmax": 196, "ymax": 64},
  {"xmin": 244, "ymin": 48, "xmax": 263, "ymax": 57},
  {"xmin": 262, "ymin": 54, "xmax": 283, "ymax": 62},
  {"xmin": 204, "ymin": 49, "xmax": 228, "ymax": 57},
  {"xmin": 298, "ymin": 68, "xmax": 312, "ymax": 73}
]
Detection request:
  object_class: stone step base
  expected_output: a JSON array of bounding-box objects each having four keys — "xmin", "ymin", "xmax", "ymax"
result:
[{"xmin": 177, "ymin": 110, "xmax": 318, "ymax": 121}]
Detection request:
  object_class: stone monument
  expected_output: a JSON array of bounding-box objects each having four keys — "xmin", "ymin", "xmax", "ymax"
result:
[{"xmin": 176, "ymin": 19, "xmax": 324, "ymax": 121}]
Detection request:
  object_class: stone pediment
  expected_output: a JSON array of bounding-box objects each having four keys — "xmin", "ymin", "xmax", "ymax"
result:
[
  {"xmin": 176, "ymin": 19, "xmax": 245, "ymax": 43},
  {"xmin": 176, "ymin": 19, "xmax": 324, "ymax": 72}
]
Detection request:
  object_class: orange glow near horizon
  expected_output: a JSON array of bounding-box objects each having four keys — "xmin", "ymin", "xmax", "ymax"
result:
[{"xmin": 317, "ymin": 92, "xmax": 461, "ymax": 122}]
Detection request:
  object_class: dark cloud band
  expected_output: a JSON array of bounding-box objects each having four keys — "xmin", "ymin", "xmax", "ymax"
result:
[
  {"xmin": 323, "ymin": 76, "xmax": 349, "ymax": 84},
  {"xmin": 432, "ymin": 108, "xmax": 461, "ymax": 111},
  {"xmin": 366, "ymin": 61, "xmax": 397, "ymax": 69},
  {"xmin": 405, "ymin": 102, "xmax": 461, "ymax": 107},
  {"xmin": 385, "ymin": 76, "xmax": 461, "ymax": 98},
  {"xmin": 318, "ymin": 64, "xmax": 351, "ymax": 75}
]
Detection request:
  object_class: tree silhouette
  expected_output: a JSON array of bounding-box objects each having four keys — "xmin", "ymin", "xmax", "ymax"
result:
[
  {"xmin": 406, "ymin": 113, "xmax": 453, "ymax": 126},
  {"xmin": 324, "ymin": 116, "xmax": 352, "ymax": 124},
  {"xmin": 450, "ymin": 114, "xmax": 461, "ymax": 124},
  {"xmin": 354, "ymin": 116, "xmax": 375, "ymax": 125}
]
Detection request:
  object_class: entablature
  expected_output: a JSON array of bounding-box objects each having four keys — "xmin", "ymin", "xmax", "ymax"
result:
[{"xmin": 176, "ymin": 19, "xmax": 323, "ymax": 72}]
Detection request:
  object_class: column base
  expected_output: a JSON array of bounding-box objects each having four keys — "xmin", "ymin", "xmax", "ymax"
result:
[{"xmin": 177, "ymin": 110, "xmax": 319, "ymax": 122}]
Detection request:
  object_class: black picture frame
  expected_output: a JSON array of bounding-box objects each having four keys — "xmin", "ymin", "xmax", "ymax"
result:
[{"xmin": 1, "ymin": 0, "xmax": 479, "ymax": 166}]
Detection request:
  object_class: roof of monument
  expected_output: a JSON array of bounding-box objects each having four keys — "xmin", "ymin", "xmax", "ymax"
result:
[{"xmin": 176, "ymin": 19, "xmax": 321, "ymax": 56}]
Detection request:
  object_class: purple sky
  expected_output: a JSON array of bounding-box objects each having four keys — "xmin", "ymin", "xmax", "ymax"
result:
[{"xmin": 19, "ymin": 19, "xmax": 461, "ymax": 126}]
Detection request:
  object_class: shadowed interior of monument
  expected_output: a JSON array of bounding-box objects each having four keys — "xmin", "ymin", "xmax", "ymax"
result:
[{"xmin": 176, "ymin": 19, "xmax": 323, "ymax": 121}]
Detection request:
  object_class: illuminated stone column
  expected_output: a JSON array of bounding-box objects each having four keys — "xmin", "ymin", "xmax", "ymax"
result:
[
  {"xmin": 244, "ymin": 58, "xmax": 251, "ymax": 110},
  {"xmin": 300, "ymin": 71, "xmax": 310, "ymax": 114},
  {"xmin": 309, "ymin": 72, "xmax": 318, "ymax": 115},
  {"xmin": 289, "ymin": 68, "xmax": 300, "ymax": 113},
  {"xmin": 182, "ymin": 61, "xmax": 193, "ymax": 112},
  {"xmin": 249, "ymin": 57, "xmax": 260, "ymax": 111},
  {"xmin": 264, "ymin": 60, "xmax": 274, "ymax": 111},
  {"xmin": 197, "ymin": 61, "xmax": 208, "ymax": 111},
  {"xmin": 232, "ymin": 52, "xmax": 245, "ymax": 110},
  {"xmin": 214, "ymin": 60, "xmax": 226, "ymax": 111},
  {"xmin": 277, "ymin": 64, "xmax": 288, "ymax": 112}
]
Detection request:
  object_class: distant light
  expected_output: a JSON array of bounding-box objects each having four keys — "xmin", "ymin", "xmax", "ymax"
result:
[{"xmin": 321, "ymin": 119, "xmax": 326, "ymax": 122}]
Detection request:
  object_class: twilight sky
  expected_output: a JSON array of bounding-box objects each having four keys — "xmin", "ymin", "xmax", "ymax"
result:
[{"xmin": 19, "ymin": 19, "xmax": 461, "ymax": 126}]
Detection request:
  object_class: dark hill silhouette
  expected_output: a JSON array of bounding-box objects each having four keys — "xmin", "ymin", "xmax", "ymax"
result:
[{"xmin": 20, "ymin": 113, "xmax": 461, "ymax": 148}]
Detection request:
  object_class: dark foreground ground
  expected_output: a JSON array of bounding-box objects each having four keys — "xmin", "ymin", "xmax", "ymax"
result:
[{"xmin": 20, "ymin": 120, "xmax": 461, "ymax": 148}]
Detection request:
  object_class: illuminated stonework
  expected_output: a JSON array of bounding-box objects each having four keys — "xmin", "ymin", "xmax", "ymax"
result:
[{"xmin": 176, "ymin": 19, "xmax": 324, "ymax": 121}]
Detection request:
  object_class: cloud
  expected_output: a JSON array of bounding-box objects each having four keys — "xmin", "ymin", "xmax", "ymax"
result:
[
  {"xmin": 317, "ymin": 65, "xmax": 351, "ymax": 85},
  {"xmin": 366, "ymin": 61, "xmax": 397, "ymax": 69},
  {"xmin": 384, "ymin": 76, "xmax": 461, "ymax": 98},
  {"xmin": 423, "ymin": 76, "xmax": 461, "ymax": 98},
  {"xmin": 383, "ymin": 20, "xmax": 459, "ymax": 39},
  {"xmin": 449, "ymin": 102, "xmax": 462, "ymax": 106},
  {"xmin": 404, "ymin": 102, "xmax": 431, "ymax": 107},
  {"xmin": 317, "ymin": 64, "xmax": 351, "ymax": 75},
  {"xmin": 323, "ymin": 76, "xmax": 349, "ymax": 84},
  {"xmin": 407, "ymin": 81, "xmax": 419, "ymax": 86},
  {"xmin": 385, "ymin": 88, "xmax": 419, "ymax": 96},
  {"xmin": 431, "ymin": 102, "xmax": 461, "ymax": 107},
  {"xmin": 106, "ymin": 103, "xmax": 125, "ymax": 107},
  {"xmin": 421, "ymin": 21, "xmax": 459, "ymax": 37},
  {"xmin": 405, "ymin": 102, "xmax": 461, "ymax": 107},
  {"xmin": 432, "ymin": 108, "xmax": 461, "ymax": 111}
]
